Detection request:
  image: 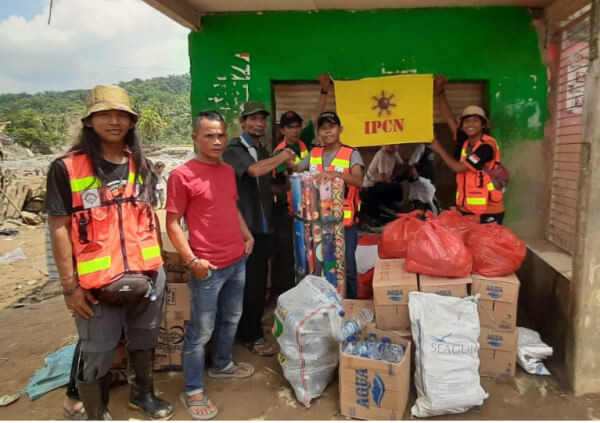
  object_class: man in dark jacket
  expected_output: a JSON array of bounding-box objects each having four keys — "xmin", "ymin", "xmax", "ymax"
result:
[{"xmin": 222, "ymin": 101, "xmax": 295, "ymax": 356}]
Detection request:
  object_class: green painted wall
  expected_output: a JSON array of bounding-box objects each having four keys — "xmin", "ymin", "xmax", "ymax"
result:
[{"xmin": 188, "ymin": 7, "xmax": 548, "ymax": 235}]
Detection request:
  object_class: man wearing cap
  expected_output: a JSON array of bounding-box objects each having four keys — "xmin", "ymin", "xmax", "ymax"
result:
[
  {"xmin": 432, "ymin": 74, "xmax": 505, "ymax": 223},
  {"xmin": 222, "ymin": 101, "xmax": 295, "ymax": 356},
  {"xmin": 293, "ymin": 111, "xmax": 364, "ymax": 299},
  {"xmin": 46, "ymin": 85, "xmax": 173, "ymax": 420}
]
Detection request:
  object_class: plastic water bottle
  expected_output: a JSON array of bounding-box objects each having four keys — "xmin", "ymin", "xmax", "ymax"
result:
[
  {"xmin": 377, "ymin": 337, "xmax": 391, "ymax": 361},
  {"xmin": 386, "ymin": 343, "xmax": 405, "ymax": 363},
  {"xmin": 353, "ymin": 340, "xmax": 369, "ymax": 357},
  {"xmin": 342, "ymin": 336, "xmax": 356, "ymax": 355},
  {"xmin": 377, "ymin": 337, "xmax": 404, "ymax": 363},
  {"xmin": 367, "ymin": 333, "xmax": 379, "ymax": 359},
  {"xmin": 339, "ymin": 309, "xmax": 375, "ymax": 339}
]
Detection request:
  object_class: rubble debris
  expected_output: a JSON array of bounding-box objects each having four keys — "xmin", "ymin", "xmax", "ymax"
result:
[{"xmin": 21, "ymin": 211, "xmax": 43, "ymax": 226}]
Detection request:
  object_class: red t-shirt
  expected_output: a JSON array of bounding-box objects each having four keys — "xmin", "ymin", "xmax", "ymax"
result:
[{"xmin": 166, "ymin": 159, "xmax": 245, "ymax": 268}]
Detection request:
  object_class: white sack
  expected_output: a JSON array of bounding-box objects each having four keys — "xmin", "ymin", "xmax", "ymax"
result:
[
  {"xmin": 517, "ymin": 327, "xmax": 553, "ymax": 375},
  {"xmin": 409, "ymin": 292, "xmax": 488, "ymax": 417}
]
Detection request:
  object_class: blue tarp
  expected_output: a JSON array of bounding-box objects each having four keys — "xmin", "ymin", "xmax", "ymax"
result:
[{"xmin": 24, "ymin": 344, "xmax": 75, "ymax": 400}]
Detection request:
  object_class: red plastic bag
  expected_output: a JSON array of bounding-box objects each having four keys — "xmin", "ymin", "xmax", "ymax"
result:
[
  {"xmin": 405, "ymin": 221, "xmax": 473, "ymax": 277},
  {"xmin": 407, "ymin": 209, "xmax": 435, "ymax": 220},
  {"xmin": 464, "ymin": 223, "xmax": 526, "ymax": 277},
  {"xmin": 379, "ymin": 215, "xmax": 425, "ymax": 259},
  {"xmin": 433, "ymin": 209, "xmax": 479, "ymax": 238},
  {"xmin": 357, "ymin": 268, "xmax": 374, "ymax": 299},
  {"xmin": 358, "ymin": 233, "xmax": 381, "ymax": 246}
]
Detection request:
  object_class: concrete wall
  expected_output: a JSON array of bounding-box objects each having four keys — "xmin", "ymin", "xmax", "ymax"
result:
[{"xmin": 188, "ymin": 7, "xmax": 548, "ymax": 237}]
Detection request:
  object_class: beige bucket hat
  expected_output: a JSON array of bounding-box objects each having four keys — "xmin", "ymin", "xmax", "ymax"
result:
[
  {"xmin": 460, "ymin": 105, "xmax": 488, "ymax": 124},
  {"xmin": 82, "ymin": 85, "xmax": 138, "ymax": 121}
]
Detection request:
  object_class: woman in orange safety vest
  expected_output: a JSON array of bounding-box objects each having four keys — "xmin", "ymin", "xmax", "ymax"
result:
[{"xmin": 429, "ymin": 105, "xmax": 505, "ymax": 224}]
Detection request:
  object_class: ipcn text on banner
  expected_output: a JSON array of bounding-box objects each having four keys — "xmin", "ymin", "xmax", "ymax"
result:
[{"xmin": 334, "ymin": 74, "xmax": 433, "ymax": 147}]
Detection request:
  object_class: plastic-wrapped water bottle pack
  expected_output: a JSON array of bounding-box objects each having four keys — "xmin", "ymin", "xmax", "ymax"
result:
[{"xmin": 341, "ymin": 333, "xmax": 405, "ymax": 363}]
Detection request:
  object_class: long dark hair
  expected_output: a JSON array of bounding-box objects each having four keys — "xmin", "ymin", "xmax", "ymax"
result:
[{"xmin": 70, "ymin": 126, "xmax": 149, "ymax": 186}]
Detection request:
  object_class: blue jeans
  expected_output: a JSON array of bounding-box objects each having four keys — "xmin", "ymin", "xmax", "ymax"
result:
[
  {"xmin": 345, "ymin": 225, "xmax": 358, "ymax": 299},
  {"xmin": 182, "ymin": 255, "xmax": 246, "ymax": 395}
]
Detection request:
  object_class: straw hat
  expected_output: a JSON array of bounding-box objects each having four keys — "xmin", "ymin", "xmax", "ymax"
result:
[{"xmin": 82, "ymin": 85, "xmax": 138, "ymax": 121}]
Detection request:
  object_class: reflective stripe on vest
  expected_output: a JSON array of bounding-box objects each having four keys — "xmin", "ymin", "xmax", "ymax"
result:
[
  {"xmin": 71, "ymin": 177, "xmax": 101, "ymax": 193},
  {"xmin": 309, "ymin": 145, "xmax": 360, "ymax": 227},
  {"xmin": 60, "ymin": 151, "xmax": 162, "ymax": 289},
  {"xmin": 142, "ymin": 245, "xmax": 161, "ymax": 261},
  {"xmin": 77, "ymin": 256, "xmax": 111, "ymax": 276}
]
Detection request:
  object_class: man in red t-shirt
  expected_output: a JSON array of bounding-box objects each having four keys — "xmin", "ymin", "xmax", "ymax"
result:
[{"xmin": 166, "ymin": 110, "xmax": 255, "ymax": 420}]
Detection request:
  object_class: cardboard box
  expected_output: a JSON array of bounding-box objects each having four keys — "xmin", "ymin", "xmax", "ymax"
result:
[
  {"xmin": 472, "ymin": 273, "xmax": 520, "ymax": 303},
  {"xmin": 478, "ymin": 299, "xmax": 517, "ymax": 331},
  {"xmin": 165, "ymin": 282, "xmax": 191, "ymax": 320},
  {"xmin": 479, "ymin": 349, "xmax": 516, "ymax": 378},
  {"xmin": 161, "ymin": 232, "xmax": 191, "ymax": 283},
  {"xmin": 374, "ymin": 304, "xmax": 410, "ymax": 332},
  {"xmin": 154, "ymin": 315, "xmax": 187, "ymax": 370},
  {"xmin": 343, "ymin": 299, "xmax": 375, "ymax": 321},
  {"xmin": 372, "ymin": 259, "xmax": 418, "ymax": 306},
  {"xmin": 418, "ymin": 274, "xmax": 472, "ymax": 297},
  {"xmin": 479, "ymin": 327, "xmax": 518, "ymax": 350},
  {"xmin": 339, "ymin": 327, "xmax": 411, "ymax": 420},
  {"xmin": 478, "ymin": 328, "xmax": 518, "ymax": 378},
  {"xmin": 163, "ymin": 251, "xmax": 191, "ymax": 283}
]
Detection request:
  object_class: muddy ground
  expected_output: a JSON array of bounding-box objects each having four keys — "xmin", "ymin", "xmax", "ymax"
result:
[{"xmin": 1, "ymin": 220, "xmax": 600, "ymax": 420}]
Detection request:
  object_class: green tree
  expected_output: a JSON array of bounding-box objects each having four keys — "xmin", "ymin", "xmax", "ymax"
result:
[
  {"xmin": 5, "ymin": 108, "xmax": 64, "ymax": 152},
  {"xmin": 137, "ymin": 107, "xmax": 167, "ymax": 144}
]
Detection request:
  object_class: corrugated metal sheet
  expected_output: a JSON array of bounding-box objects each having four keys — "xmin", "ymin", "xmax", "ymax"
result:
[
  {"xmin": 548, "ymin": 10, "xmax": 590, "ymax": 254},
  {"xmin": 273, "ymin": 83, "xmax": 336, "ymax": 124}
]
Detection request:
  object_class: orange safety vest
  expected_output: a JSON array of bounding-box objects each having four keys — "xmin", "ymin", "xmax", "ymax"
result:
[
  {"xmin": 456, "ymin": 135, "xmax": 504, "ymax": 214},
  {"xmin": 309, "ymin": 145, "xmax": 361, "ymax": 227},
  {"xmin": 272, "ymin": 140, "xmax": 309, "ymax": 213},
  {"xmin": 61, "ymin": 150, "xmax": 163, "ymax": 289}
]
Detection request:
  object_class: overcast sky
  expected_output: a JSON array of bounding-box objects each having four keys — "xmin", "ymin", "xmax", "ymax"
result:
[{"xmin": 0, "ymin": 0, "xmax": 190, "ymax": 94}]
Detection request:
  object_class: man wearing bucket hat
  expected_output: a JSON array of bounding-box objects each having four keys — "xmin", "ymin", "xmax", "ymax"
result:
[
  {"xmin": 431, "ymin": 74, "xmax": 506, "ymax": 224},
  {"xmin": 46, "ymin": 85, "xmax": 173, "ymax": 420},
  {"xmin": 223, "ymin": 101, "xmax": 296, "ymax": 356}
]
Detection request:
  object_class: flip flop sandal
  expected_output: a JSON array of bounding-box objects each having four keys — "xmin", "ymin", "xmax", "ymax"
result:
[
  {"xmin": 179, "ymin": 392, "xmax": 218, "ymax": 420},
  {"xmin": 208, "ymin": 361, "xmax": 255, "ymax": 379},
  {"xmin": 0, "ymin": 394, "xmax": 20, "ymax": 407},
  {"xmin": 62, "ymin": 405, "xmax": 87, "ymax": 420},
  {"xmin": 246, "ymin": 338, "xmax": 276, "ymax": 357}
]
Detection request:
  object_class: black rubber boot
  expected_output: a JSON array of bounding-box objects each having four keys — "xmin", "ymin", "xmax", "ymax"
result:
[
  {"xmin": 76, "ymin": 376, "xmax": 112, "ymax": 420},
  {"xmin": 128, "ymin": 349, "xmax": 174, "ymax": 420}
]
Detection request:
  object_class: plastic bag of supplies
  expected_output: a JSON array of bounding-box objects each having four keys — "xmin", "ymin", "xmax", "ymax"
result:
[
  {"xmin": 405, "ymin": 221, "xmax": 472, "ymax": 277},
  {"xmin": 517, "ymin": 327, "xmax": 553, "ymax": 375},
  {"xmin": 272, "ymin": 275, "xmax": 342, "ymax": 407}
]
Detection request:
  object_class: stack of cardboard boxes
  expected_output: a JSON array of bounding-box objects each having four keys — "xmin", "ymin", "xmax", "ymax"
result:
[
  {"xmin": 472, "ymin": 273, "xmax": 520, "ymax": 377},
  {"xmin": 339, "ymin": 300, "xmax": 411, "ymax": 420},
  {"xmin": 112, "ymin": 233, "xmax": 190, "ymax": 370},
  {"xmin": 368, "ymin": 258, "xmax": 520, "ymax": 380},
  {"xmin": 371, "ymin": 259, "xmax": 417, "ymax": 334},
  {"xmin": 155, "ymin": 232, "xmax": 191, "ymax": 370}
]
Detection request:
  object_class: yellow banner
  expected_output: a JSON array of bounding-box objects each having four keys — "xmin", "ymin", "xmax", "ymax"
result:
[{"xmin": 334, "ymin": 74, "xmax": 433, "ymax": 147}]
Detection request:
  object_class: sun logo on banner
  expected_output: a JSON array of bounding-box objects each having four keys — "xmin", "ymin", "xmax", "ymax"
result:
[{"xmin": 372, "ymin": 90, "xmax": 396, "ymax": 117}]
